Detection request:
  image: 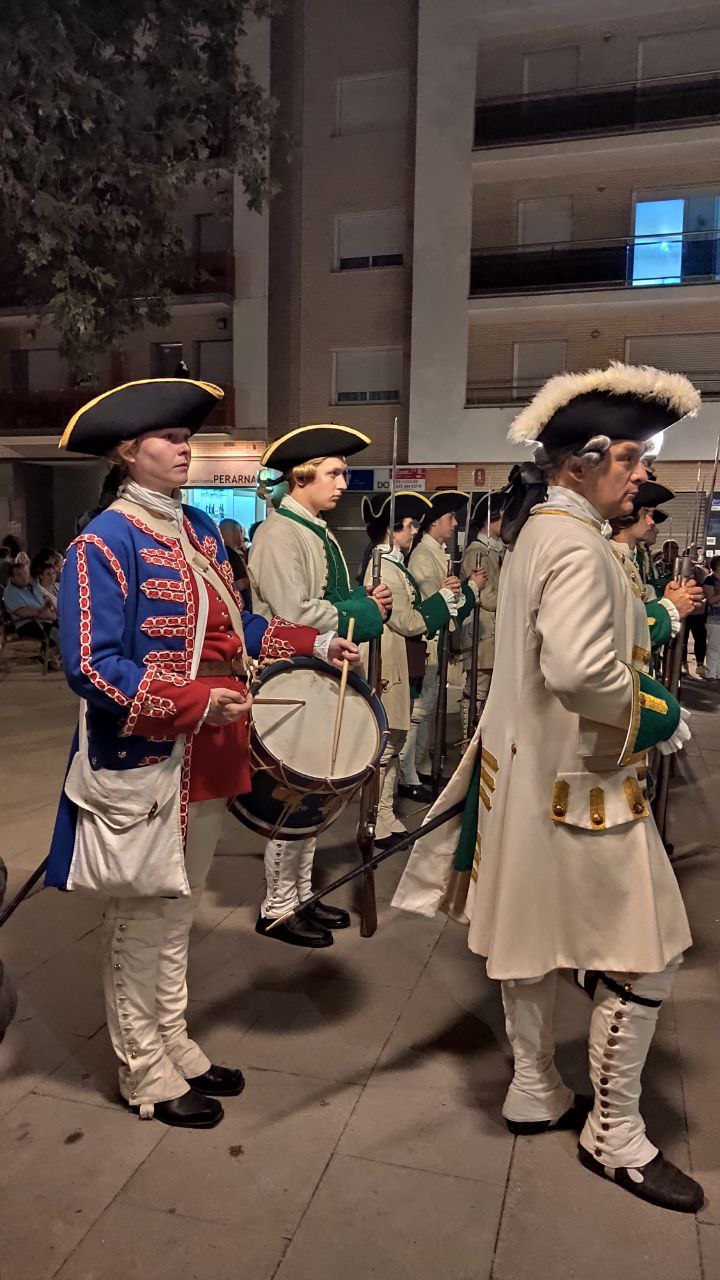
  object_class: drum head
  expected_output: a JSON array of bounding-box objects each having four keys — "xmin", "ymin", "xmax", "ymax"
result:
[{"xmin": 252, "ymin": 663, "xmax": 381, "ymax": 782}]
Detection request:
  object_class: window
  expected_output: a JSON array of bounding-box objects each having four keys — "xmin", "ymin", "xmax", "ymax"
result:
[
  {"xmin": 151, "ymin": 343, "xmax": 185, "ymax": 377},
  {"xmin": 517, "ymin": 196, "xmax": 572, "ymax": 246},
  {"xmin": 632, "ymin": 195, "xmax": 720, "ymax": 286},
  {"xmin": 11, "ymin": 348, "xmax": 67, "ymax": 391},
  {"xmin": 197, "ymin": 339, "xmax": 233, "ymax": 385},
  {"xmin": 336, "ymin": 72, "xmax": 408, "ymax": 135},
  {"xmin": 638, "ymin": 28, "xmax": 720, "ymax": 80},
  {"xmin": 335, "ymin": 210, "xmax": 405, "ymax": 271},
  {"xmin": 333, "ymin": 348, "xmax": 402, "ymax": 404},
  {"xmin": 195, "ymin": 213, "xmax": 232, "ymax": 254},
  {"xmin": 625, "ymin": 334, "xmax": 720, "ymax": 391},
  {"xmin": 522, "ymin": 47, "xmax": 578, "ymax": 95},
  {"xmin": 513, "ymin": 340, "xmax": 566, "ymax": 399}
]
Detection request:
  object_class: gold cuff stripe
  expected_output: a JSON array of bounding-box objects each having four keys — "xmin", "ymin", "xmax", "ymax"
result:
[
  {"xmin": 479, "ymin": 786, "xmax": 492, "ymax": 811},
  {"xmin": 480, "ymin": 767, "xmax": 496, "ymax": 792},
  {"xmin": 481, "ymin": 747, "xmax": 499, "ymax": 772},
  {"xmin": 639, "ymin": 690, "xmax": 668, "ymax": 715}
]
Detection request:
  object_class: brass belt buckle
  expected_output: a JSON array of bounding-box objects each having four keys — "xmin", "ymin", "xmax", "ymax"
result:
[{"xmin": 230, "ymin": 654, "xmax": 244, "ymax": 679}]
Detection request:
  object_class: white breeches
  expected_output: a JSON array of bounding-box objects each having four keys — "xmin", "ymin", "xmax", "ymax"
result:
[
  {"xmin": 262, "ymin": 835, "xmax": 317, "ymax": 918},
  {"xmin": 399, "ymin": 660, "xmax": 438, "ymax": 784},
  {"xmin": 376, "ymin": 728, "xmax": 407, "ymax": 841},
  {"xmin": 101, "ymin": 797, "xmax": 227, "ymax": 1111},
  {"xmin": 501, "ymin": 958, "xmax": 681, "ymax": 1168},
  {"xmin": 705, "ymin": 616, "xmax": 720, "ymax": 678}
]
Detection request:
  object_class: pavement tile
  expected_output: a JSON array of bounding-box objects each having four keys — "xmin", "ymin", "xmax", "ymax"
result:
[
  {"xmin": 17, "ymin": 933, "xmax": 106, "ymax": 1037},
  {"xmin": 373, "ymin": 969, "xmax": 511, "ymax": 1100},
  {"xmin": 338, "ymin": 1077, "xmax": 512, "ymax": 1186},
  {"xmin": 119, "ymin": 1068, "xmax": 361, "ymax": 1234},
  {"xmin": 54, "ymin": 1200, "xmax": 289, "ymax": 1280},
  {"xmin": 673, "ymin": 994, "xmax": 720, "ymax": 1224},
  {"xmin": 187, "ymin": 907, "xmax": 313, "ymax": 1007},
  {"xmin": 0, "ymin": 1012, "xmax": 84, "ymax": 1121},
  {"xmin": 493, "ymin": 1136, "xmax": 702, "ymax": 1280},
  {"xmin": 238, "ymin": 976, "xmax": 408, "ymax": 1083},
  {"xmin": 0, "ymin": 1092, "xmax": 166, "ymax": 1280},
  {"xmin": 275, "ymin": 1153, "xmax": 504, "ymax": 1280},
  {"xmin": 1, "ymin": 885, "xmax": 103, "ymax": 980},
  {"xmin": 699, "ymin": 1224, "xmax": 720, "ymax": 1277},
  {"xmin": 302, "ymin": 902, "xmax": 446, "ymax": 991}
]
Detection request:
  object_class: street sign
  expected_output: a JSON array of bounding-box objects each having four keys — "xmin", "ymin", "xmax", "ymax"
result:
[
  {"xmin": 473, "ymin": 467, "xmax": 486, "ymax": 486},
  {"xmin": 374, "ymin": 466, "xmax": 427, "ymax": 491},
  {"xmin": 347, "ymin": 468, "xmax": 375, "ymax": 491}
]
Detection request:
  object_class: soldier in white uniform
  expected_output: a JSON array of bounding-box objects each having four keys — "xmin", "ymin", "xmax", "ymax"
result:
[
  {"xmin": 393, "ymin": 363, "xmax": 706, "ymax": 1213},
  {"xmin": 248, "ymin": 424, "xmax": 392, "ymax": 947},
  {"xmin": 360, "ymin": 491, "xmax": 462, "ymax": 841},
  {"xmin": 460, "ymin": 490, "xmax": 505, "ymax": 734},
  {"xmin": 398, "ymin": 491, "xmax": 484, "ymax": 796}
]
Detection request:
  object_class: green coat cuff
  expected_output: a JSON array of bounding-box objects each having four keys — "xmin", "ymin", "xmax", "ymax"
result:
[
  {"xmin": 619, "ymin": 669, "xmax": 681, "ymax": 764},
  {"xmin": 453, "ymin": 751, "xmax": 482, "ymax": 872},
  {"xmin": 645, "ymin": 601, "xmax": 672, "ymax": 649},
  {"xmin": 456, "ymin": 582, "xmax": 477, "ymax": 628},
  {"xmin": 336, "ymin": 589, "xmax": 384, "ymax": 642},
  {"xmin": 418, "ymin": 591, "xmax": 451, "ymax": 640}
]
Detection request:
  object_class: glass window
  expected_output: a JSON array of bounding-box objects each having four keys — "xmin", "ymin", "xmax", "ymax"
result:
[
  {"xmin": 632, "ymin": 199, "xmax": 684, "ymax": 286},
  {"xmin": 181, "ymin": 487, "xmax": 264, "ymax": 533},
  {"xmin": 335, "ymin": 210, "xmax": 405, "ymax": 270},
  {"xmin": 334, "ymin": 348, "xmax": 402, "ymax": 404}
]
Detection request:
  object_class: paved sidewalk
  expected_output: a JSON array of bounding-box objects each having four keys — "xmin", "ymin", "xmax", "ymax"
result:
[{"xmin": 0, "ymin": 668, "xmax": 718, "ymax": 1280}]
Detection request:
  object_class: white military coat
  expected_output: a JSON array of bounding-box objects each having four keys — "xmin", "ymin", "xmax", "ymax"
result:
[
  {"xmin": 361, "ymin": 547, "xmax": 434, "ymax": 731},
  {"xmin": 461, "ymin": 535, "xmax": 503, "ymax": 670},
  {"xmin": 248, "ymin": 494, "xmax": 346, "ymax": 631},
  {"xmin": 393, "ymin": 486, "xmax": 691, "ymax": 979}
]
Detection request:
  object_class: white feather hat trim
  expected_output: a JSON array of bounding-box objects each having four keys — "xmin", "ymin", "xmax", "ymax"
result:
[{"xmin": 508, "ymin": 361, "xmax": 700, "ymax": 445}]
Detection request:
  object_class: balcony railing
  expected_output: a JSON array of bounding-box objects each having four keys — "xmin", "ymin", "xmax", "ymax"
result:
[
  {"xmin": 474, "ymin": 69, "xmax": 720, "ymax": 148},
  {"xmin": 0, "ymin": 252, "xmax": 234, "ymax": 314},
  {"xmin": 470, "ymin": 231, "xmax": 720, "ymax": 296},
  {"xmin": 0, "ymin": 384, "xmax": 234, "ymax": 437},
  {"xmin": 466, "ymin": 372, "xmax": 720, "ymax": 407}
]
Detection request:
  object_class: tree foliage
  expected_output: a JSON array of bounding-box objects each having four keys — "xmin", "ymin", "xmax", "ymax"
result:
[{"xmin": 0, "ymin": 0, "xmax": 276, "ymax": 368}]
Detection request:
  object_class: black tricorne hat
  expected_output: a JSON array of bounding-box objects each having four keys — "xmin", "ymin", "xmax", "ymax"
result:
[
  {"xmin": 59, "ymin": 379, "xmax": 223, "ymax": 455},
  {"xmin": 508, "ymin": 362, "xmax": 700, "ymax": 455},
  {"xmin": 470, "ymin": 490, "xmax": 505, "ymax": 525},
  {"xmin": 632, "ymin": 479, "xmax": 675, "ymax": 513},
  {"xmin": 261, "ymin": 424, "xmax": 370, "ymax": 473},
  {"xmin": 653, "ymin": 509, "xmax": 670, "ymax": 525},
  {"xmin": 420, "ymin": 489, "xmax": 469, "ymax": 529},
  {"xmin": 361, "ymin": 491, "xmax": 431, "ymax": 526}
]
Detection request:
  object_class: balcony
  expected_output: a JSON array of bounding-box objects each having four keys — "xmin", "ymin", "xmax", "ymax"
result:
[
  {"xmin": 474, "ymin": 70, "xmax": 720, "ymax": 148},
  {"xmin": 470, "ymin": 231, "xmax": 720, "ymax": 296},
  {"xmin": 0, "ymin": 384, "xmax": 235, "ymax": 438},
  {"xmin": 0, "ymin": 252, "xmax": 234, "ymax": 315},
  {"xmin": 466, "ymin": 373, "xmax": 720, "ymax": 407}
]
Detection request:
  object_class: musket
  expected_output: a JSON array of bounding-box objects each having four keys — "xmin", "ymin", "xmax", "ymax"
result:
[
  {"xmin": 430, "ymin": 497, "xmax": 466, "ymax": 796},
  {"xmin": 700, "ymin": 432, "xmax": 720, "ymax": 561},
  {"xmin": 653, "ymin": 552, "xmax": 692, "ymax": 844},
  {"xmin": 467, "ymin": 486, "xmax": 491, "ymax": 740},
  {"xmin": 354, "ymin": 417, "xmax": 398, "ymax": 937},
  {"xmin": 690, "ymin": 461, "xmax": 702, "ymax": 551}
]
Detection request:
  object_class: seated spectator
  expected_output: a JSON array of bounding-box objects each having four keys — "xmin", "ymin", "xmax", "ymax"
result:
[
  {"xmin": 218, "ymin": 517, "xmax": 252, "ymax": 610},
  {"xmin": 2, "ymin": 559, "xmax": 59, "ymax": 647},
  {"xmin": 30, "ymin": 553, "xmax": 59, "ymax": 609},
  {"xmin": 0, "ymin": 546, "xmax": 11, "ymax": 589}
]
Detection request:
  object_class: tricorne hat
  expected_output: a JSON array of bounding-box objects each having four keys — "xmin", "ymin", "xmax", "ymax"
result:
[
  {"xmin": 632, "ymin": 479, "xmax": 675, "ymax": 513},
  {"xmin": 261, "ymin": 424, "xmax": 370, "ymax": 473},
  {"xmin": 508, "ymin": 362, "xmax": 700, "ymax": 454},
  {"xmin": 361, "ymin": 491, "xmax": 431, "ymax": 526},
  {"xmin": 59, "ymin": 379, "xmax": 224, "ymax": 455},
  {"xmin": 420, "ymin": 489, "xmax": 469, "ymax": 528},
  {"xmin": 470, "ymin": 490, "xmax": 505, "ymax": 525}
]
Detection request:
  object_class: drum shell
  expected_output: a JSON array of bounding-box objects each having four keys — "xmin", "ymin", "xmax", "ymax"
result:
[{"xmin": 231, "ymin": 657, "xmax": 388, "ymax": 841}]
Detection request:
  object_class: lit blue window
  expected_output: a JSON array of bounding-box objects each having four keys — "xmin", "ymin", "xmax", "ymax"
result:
[{"xmin": 632, "ymin": 199, "xmax": 684, "ymax": 286}]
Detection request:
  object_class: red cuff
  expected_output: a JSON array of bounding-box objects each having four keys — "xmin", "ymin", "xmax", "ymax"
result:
[
  {"xmin": 132, "ymin": 677, "xmax": 210, "ymax": 739},
  {"xmin": 260, "ymin": 617, "xmax": 318, "ymax": 664}
]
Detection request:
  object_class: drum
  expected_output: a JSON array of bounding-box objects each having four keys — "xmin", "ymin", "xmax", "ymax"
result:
[{"xmin": 230, "ymin": 656, "xmax": 388, "ymax": 841}]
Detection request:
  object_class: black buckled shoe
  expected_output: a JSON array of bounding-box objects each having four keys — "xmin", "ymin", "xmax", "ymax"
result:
[
  {"xmin": 506, "ymin": 1095, "xmax": 593, "ymax": 1136},
  {"xmin": 300, "ymin": 901, "xmax": 351, "ymax": 930},
  {"xmin": 578, "ymin": 1146, "xmax": 705, "ymax": 1214},
  {"xmin": 186, "ymin": 1064, "xmax": 245, "ymax": 1097},
  {"xmin": 255, "ymin": 911, "xmax": 333, "ymax": 948},
  {"xmin": 129, "ymin": 1088, "xmax": 224, "ymax": 1129},
  {"xmin": 398, "ymin": 782, "xmax": 434, "ymax": 803}
]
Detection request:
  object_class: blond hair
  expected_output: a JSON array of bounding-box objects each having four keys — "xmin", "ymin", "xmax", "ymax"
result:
[{"xmin": 285, "ymin": 457, "xmax": 325, "ymax": 490}]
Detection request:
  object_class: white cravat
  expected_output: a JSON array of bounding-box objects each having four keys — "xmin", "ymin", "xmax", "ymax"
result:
[
  {"xmin": 119, "ymin": 480, "xmax": 184, "ymax": 531},
  {"xmin": 537, "ymin": 485, "xmax": 612, "ymax": 537}
]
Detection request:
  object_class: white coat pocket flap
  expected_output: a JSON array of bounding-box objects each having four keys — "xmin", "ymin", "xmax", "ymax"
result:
[
  {"xmin": 550, "ymin": 767, "xmax": 649, "ymax": 832},
  {"xmin": 64, "ymin": 745, "xmax": 182, "ymax": 832}
]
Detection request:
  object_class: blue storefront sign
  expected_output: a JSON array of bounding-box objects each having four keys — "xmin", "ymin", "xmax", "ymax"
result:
[{"xmin": 347, "ymin": 468, "xmax": 376, "ymax": 491}]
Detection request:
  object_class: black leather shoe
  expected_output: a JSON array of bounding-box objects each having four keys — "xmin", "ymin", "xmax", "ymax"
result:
[
  {"xmin": 578, "ymin": 1146, "xmax": 705, "ymax": 1214},
  {"xmin": 300, "ymin": 901, "xmax": 351, "ymax": 930},
  {"xmin": 186, "ymin": 1064, "xmax": 245, "ymax": 1097},
  {"xmin": 506, "ymin": 1094, "xmax": 593, "ymax": 1135},
  {"xmin": 129, "ymin": 1088, "xmax": 224, "ymax": 1129},
  {"xmin": 255, "ymin": 911, "xmax": 333, "ymax": 948},
  {"xmin": 398, "ymin": 782, "xmax": 434, "ymax": 803}
]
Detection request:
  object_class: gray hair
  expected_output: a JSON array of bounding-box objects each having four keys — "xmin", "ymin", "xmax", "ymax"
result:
[{"xmin": 533, "ymin": 433, "xmax": 612, "ymax": 480}]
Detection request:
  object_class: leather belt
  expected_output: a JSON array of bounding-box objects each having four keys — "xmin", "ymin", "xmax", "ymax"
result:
[{"xmin": 196, "ymin": 657, "xmax": 247, "ymax": 678}]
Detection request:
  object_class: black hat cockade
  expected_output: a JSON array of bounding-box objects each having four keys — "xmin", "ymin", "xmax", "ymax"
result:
[
  {"xmin": 59, "ymin": 379, "xmax": 224, "ymax": 456},
  {"xmin": 361, "ymin": 490, "xmax": 432, "ymax": 527}
]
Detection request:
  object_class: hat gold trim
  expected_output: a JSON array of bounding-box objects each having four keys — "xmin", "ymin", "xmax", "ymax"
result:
[
  {"xmin": 58, "ymin": 378, "xmax": 224, "ymax": 450},
  {"xmin": 261, "ymin": 423, "xmax": 371, "ymax": 470}
]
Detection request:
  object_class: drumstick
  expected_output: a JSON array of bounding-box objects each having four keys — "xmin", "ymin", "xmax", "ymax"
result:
[
  {"xmin": 253, "ymin": 698, "xmax": 306, "ymax": 706},
  {"xmin": 330, "ymin": 616, "xmax": 355, "ymax": 770}
]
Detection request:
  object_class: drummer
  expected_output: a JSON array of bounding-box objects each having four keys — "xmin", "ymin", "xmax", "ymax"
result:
[
  {"xmin": 248, "ymin": 424, "xmax": 392, "ymax": 947},
  {"xmin": 360, "ymin": 491, "xmax": 464, "ymax": 843},
  {"xmin": 45, "ymin": 381, "xmax": 357, "ymax": 1130}
]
